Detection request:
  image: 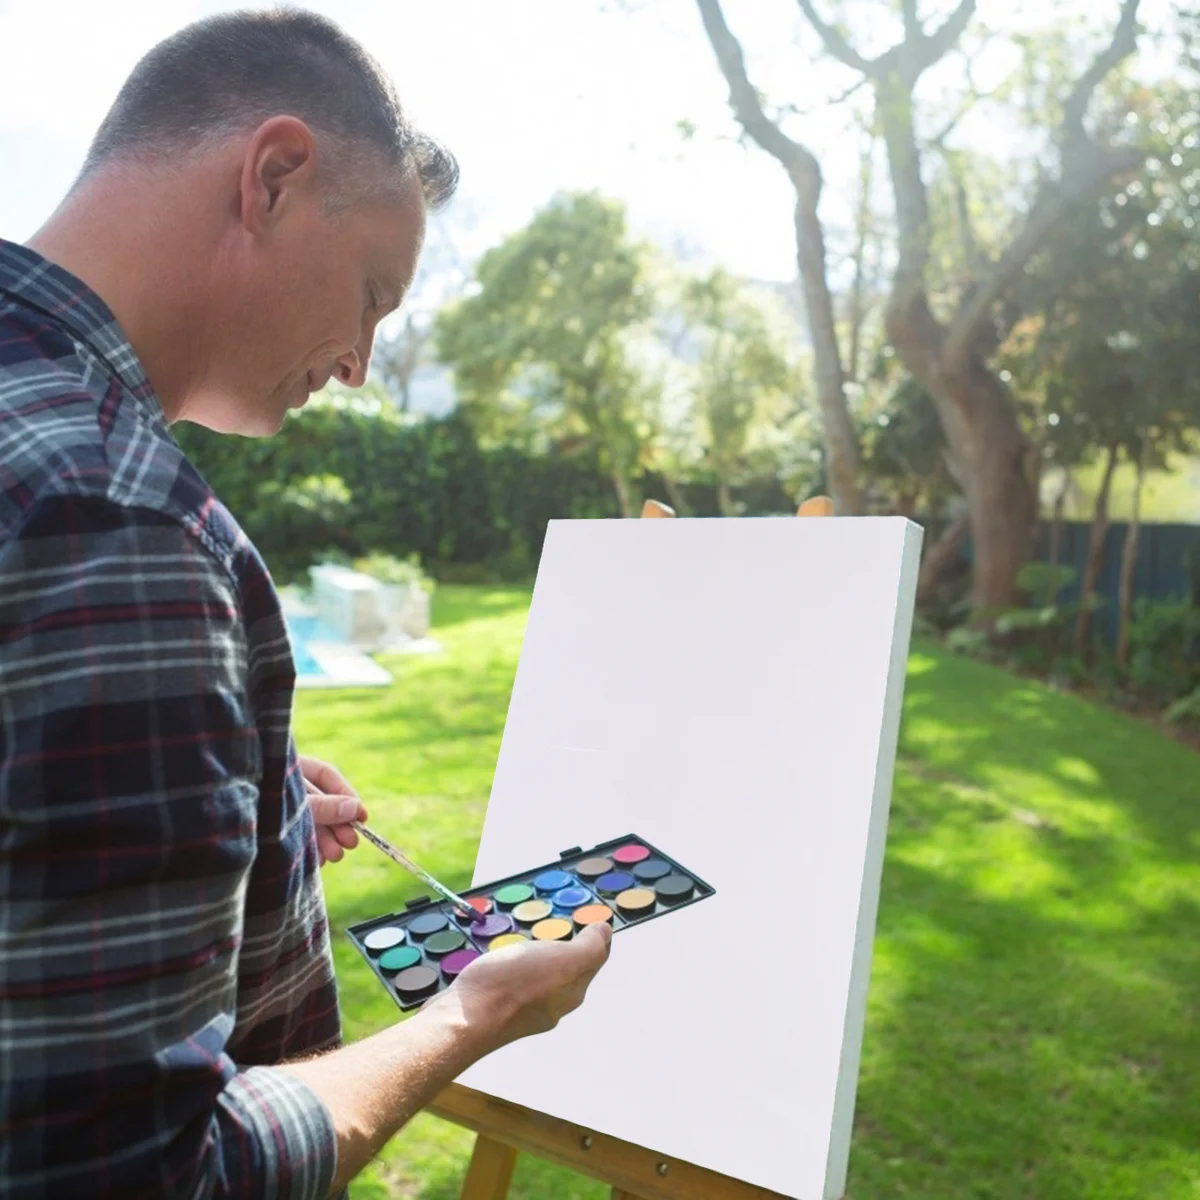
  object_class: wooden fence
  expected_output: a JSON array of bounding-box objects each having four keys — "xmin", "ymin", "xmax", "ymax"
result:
[{"xmin": 1024, "ymin": 521, "xmax": 1198, "ymax": 638}]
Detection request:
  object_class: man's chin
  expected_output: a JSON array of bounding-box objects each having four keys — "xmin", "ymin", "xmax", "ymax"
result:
[{"xmin": 182, "ymin": 398, "xmax": 294, "ymax": 438}]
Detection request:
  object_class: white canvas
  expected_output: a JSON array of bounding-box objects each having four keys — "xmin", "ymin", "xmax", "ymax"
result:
[{"xmin": 458, "ymin": 515, "xmax": 923, "ymax": 1199}]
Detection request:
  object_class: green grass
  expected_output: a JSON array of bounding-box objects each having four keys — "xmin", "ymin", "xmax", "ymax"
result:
[{"xmin": 294, "ymin": 585, "xmax": 1200, "ymax": 1200}]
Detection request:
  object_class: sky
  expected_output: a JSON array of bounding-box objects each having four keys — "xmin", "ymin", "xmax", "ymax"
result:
[
  {"xmin": 0, "ymin": 0, "xmax": 820, "ymax": 281},
  {"xmin": 0, "ymin": 0, "xmax": 1178, "ymax": 306}
]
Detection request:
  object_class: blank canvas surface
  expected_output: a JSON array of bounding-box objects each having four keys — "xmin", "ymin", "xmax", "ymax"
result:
[{"xmin": 458, "ymin": 516, "xmax": 922, "ymax": 1199}]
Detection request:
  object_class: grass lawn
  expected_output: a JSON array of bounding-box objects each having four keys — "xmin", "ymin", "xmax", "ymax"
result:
[{"xmin": 294, "ymin": 585, "xmax": 1200, "ymax": 1200}]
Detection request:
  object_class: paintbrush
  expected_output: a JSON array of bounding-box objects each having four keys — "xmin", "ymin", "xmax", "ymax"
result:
[
  {"xmin": 348, "ymin": 819, "xmax": 478, "ymax": 923},
  {"xmin": 305, "ymin": 778, "xmax": 476, "ymax": 919}
]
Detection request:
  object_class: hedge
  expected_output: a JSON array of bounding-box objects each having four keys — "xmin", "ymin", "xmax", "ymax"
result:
[{"xmin": 174, "ymin": 399, "xmax": 794, "ymax": 584}]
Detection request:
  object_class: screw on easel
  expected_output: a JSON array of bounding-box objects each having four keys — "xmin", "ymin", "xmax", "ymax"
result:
[
  {"xmin": 580, "ymin": 1135, "xmax": 593, "ymax": 1150},
  {"xmin": 657, "ymin": 1162, "xmax": 670, "ymax": 1176}
]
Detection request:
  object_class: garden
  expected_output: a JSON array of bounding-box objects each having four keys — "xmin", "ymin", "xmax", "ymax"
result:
[{"xmin": 297, "ymin": 585, "xmax": 1199, "ymax": 1199}]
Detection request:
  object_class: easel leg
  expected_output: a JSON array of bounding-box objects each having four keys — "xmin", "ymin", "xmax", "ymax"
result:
[{"xmin": 460, "ymin": 1134, "xmax": 518, "ymax": 1200}]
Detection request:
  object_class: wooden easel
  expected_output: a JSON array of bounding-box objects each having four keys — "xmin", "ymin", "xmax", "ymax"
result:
[{"xmin": 430, "ymin": 495, "xmax": 836, "ymax": 1200}]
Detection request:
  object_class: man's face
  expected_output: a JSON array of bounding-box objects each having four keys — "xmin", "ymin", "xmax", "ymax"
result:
[{"xmin": 193, "ymin": 145, "xmax": 426, "ymax": 436}]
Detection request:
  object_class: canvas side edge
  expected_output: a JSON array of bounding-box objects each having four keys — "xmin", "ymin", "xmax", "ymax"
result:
[
  {"xmin": 822, "ymin": 520, "xmax": 924, "ymax": 1199},
  {"xmin": 470, "ymin": 520, "xmax": 564, "ymax": 887}
]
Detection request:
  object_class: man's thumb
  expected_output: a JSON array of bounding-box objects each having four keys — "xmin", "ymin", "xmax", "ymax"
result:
[{"xmin": 310, "ymin": 794, "xmax": 362, "ymax": 825}]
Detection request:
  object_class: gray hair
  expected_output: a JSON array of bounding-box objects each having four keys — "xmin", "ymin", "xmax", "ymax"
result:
[{"xmin": 80, "ymin": 6, "xmax": 459, "ymax": 211}]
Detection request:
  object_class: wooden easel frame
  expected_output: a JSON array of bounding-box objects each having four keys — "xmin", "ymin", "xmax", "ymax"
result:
[
  {"xmin": 430, "ymin": 1082, "xmax": 792, "ymax": 1199},
  {"xmin": 430, "ymin": 495, "xmax": 835, "ymax": 1200}
]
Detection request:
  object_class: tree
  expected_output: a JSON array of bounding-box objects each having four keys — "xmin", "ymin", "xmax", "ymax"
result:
[
  {"xmin": 845, "ymin": 127, "xmax": 884, "ymax": 388},
  {"xmin": 798, "ymin": 0, "xmax": 1145, "ymax": 620},
  {"xmin": 678, "ymin": 269, "xmax": 799, "ymax": 515},
  {"xmin": 434, "ymin": 192, "xmax": 657, "ymax": 516},
  {"xmin": 1003, "ymin": 80, "xmax": 1200, "ymax": 658},
  {"xmin": 373, "ymin": 209, "xmax": 475, "ymax": 411},
  {"xmin": 695, "ymin": 0, "xmax": 865, "ymax": 517},
  {"xmin": 696, "ymin": 1, "xmax": 1146, "ymax": 618}
]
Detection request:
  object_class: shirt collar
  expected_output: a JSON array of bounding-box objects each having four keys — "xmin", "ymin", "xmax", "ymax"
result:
[{"xmin": 0, "ymin": 237, "xmax": 170, "ymax": 434}]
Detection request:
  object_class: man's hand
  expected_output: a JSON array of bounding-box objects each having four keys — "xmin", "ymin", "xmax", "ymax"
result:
[
  {"xmin": 278, "ymin": 918, "xmax": 612, "ymax": 1196},
  {"xmin": 298, "ymin": 754, "xmax": 368, "ymax": 865},
  {"xmin": 423, "ymin": 921, "xmax": 613, "ymax": 1055}
]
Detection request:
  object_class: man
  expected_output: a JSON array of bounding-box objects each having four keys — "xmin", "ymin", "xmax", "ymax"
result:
[{"xmin": 0, "ymin": 9, "xmax": 610, "ymax": 1198}]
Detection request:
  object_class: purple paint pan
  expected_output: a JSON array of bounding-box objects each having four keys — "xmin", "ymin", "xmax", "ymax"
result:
[{"xmin": 471, "ymin": 913, "xmax": 516, "ymax": 941}]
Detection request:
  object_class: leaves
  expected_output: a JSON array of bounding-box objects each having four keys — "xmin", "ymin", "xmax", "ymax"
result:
[
  {"xmin": 1003, "ymin": 80, "xmax": 1200, "ymax": 470},
  {"xmin": 673, "ymin": 268, "xmax": 801, "ymax": 511},
  {"xmin": 433, "ymin": 192, "xmax": 657, "ymax": 512}
]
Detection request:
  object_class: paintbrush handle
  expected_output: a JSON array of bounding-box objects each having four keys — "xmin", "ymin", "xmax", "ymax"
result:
[{"xmin": 350, "ymin": 820, "xmax": 474, "ymax": 918}]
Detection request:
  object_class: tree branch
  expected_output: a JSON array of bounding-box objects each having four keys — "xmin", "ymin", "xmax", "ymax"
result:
[
  {"xmin": 777, "ymin": 75, "xmax": 870, "ymax": 120},
  {"xmin": 901, "ymin": 0, "xmax": 921, "ymax": 41},
  {"xmin": 1062, "ymin": 0, "xmax": 1140, "ymax": 157},
  {"xmin": 794, "ymin": 0, "xmax": 874, "ymax": 73},
  {"xmin": 926, "ymin": 91, "xmax": 977, "ymax": 151},
  {"xmin": 695, "ymin": 0, "xmax": 820, "ymax": 179},
  {"xmin": 924, "ymin": 56, "xmax": 988, "ymax": 150},
  {"xmin": 915, "ymin": 0, "xmax": 977, "ymax": 72},
  {"xmin": 943, "ymin": 0, "xmax": 1144, "ymax": 376},
  {"xmin": 945, "ymin": 154, "xmax": 985, "ymax": 279}
]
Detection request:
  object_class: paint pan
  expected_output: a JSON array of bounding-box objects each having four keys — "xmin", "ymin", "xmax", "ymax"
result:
[
  {"xmin": 513, "ymin": 899, "xmax": 554, "ymax": 926},
  {"xmin": 348, "ymin": 834, "xmax": 714, "ymax": 1011}
]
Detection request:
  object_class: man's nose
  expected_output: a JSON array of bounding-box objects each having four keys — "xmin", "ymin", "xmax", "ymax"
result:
[
  {"xmin": 335, "ymin": 350, "xmax": 368, "ymax": 389},
  {"xmin": 335, "ymin": 329, "xmax": 375, "ymax": 389}
]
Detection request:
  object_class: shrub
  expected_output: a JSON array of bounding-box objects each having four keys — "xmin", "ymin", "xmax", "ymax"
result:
[
  {"xmin": 175, "ymin": 397, "xmax": 794, "ymax": 584},
  {"xmin": 176, "ymin": 401, "xmax": 621, "ymax": 583},
  {"xmin": 945, "ymin": 626, "xmax": 991, "ymax": 657},
  {"xmin": 1125, "ymin": 596, "xmax": 1200, "ymax": 703},
  {"xmin": 253, "ymin": 473, "xmax": 354, "ymax": 583},
  {"xmin": 1165, "ymin": 686, "xmax": 1200, "ymax": 725},
  {"xmin": 354, "ymin": 552, "xmax": 435, "ymax": 593},
  {"xmin": 990, "ymin": 563, "xmax": 1094, "ymax": 673}
]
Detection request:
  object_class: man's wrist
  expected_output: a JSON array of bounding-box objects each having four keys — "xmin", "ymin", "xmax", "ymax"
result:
[{"xmin": 417, "ymin": 982, "xmax": 517, "ymax": 1065}]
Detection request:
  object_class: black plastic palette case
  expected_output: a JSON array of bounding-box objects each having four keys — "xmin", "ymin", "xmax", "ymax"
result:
[{"xmin": 348, "ymin": 834, "xmax": 716, "ymax": 1011}]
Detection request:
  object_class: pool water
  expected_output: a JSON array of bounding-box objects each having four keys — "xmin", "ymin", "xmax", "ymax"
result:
[{"xmin": 285, "ymin": 614, "xmax": 344, "ymax": 678}]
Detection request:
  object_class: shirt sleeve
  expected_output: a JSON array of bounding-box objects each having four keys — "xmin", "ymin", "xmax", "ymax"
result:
[{"xmin": 0, "ymin": 491, "xmax": 337, "ymax": 1200}]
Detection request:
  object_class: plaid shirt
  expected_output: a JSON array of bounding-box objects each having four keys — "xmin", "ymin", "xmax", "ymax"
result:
[{"xmin": 0, "ymin": 238, "xmax": 342, "ymax": 1198}]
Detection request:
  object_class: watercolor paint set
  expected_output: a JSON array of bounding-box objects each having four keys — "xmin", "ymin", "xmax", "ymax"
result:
[{"xmin": 348, "ymin": 834, "xmax": 715, "ymax": 1011}]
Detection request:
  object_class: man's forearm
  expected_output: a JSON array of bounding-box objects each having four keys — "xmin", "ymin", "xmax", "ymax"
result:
[{"xmin": 278, "ymin": 1002, "xmax": 494, "ymax": 1196}]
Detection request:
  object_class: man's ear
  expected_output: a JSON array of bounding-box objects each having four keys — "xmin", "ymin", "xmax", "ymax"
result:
[{"xmin": 238, "ymin": 115, "xmax": 318, "ymax": 235}]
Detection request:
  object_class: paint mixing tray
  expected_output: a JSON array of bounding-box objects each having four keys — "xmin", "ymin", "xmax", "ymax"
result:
[{"xmin": 348, "ymin": 833, "xmax": 715, "ymax": 1011}]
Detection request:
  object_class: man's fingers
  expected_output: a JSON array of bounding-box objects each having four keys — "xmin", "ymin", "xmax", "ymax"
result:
[
  {"xmin": 333, "ymin": 824, "xmax": 359, "ymax": 851},
  {"xmin": 299, "ymin": 755, "xmax": 359, "ymax": 798},
  {"xmin": 316, "ymin": 826, "xmax": 344, "ymax": 865},
  {"xmin": 573, "ymin": 921, "xmax": 612, "ymax": 969},
  {"xmin": 309, "ymin": 793, "xmax": 367, "ymax": 827}
]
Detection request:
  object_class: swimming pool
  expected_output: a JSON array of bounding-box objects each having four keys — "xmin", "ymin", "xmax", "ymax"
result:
[
  {"xmin": 285, "ymin": 614, "xmax": 343, "ymax": 678},
  {"xmin": 282, "ymin": 611, "xmax": 394, "ymax": 689}
]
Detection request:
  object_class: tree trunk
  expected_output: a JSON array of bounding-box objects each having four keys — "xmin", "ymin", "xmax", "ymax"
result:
[
  {"xmin": 716, "ymin": 479, "xmax": 734, "ymax": 517},
  {"xmin": 1116, "ymin": 443, "xmax": 1148, "ymax": 671},
  {"xmin": 862, "ymin": 7, "xmax": 1142, "ymax": 625},
  {"xmin": 875, "ymin": 72, "xmax": 1041, "ymax": 621},
  {"xmin": 1075, "ymin": 441, "xmax": 1119, "ymax": 662},
  {"xmin": 661, "ymin": 475, "xmax": 689, "ymax": 517},
  {"xmin": 961, "ymin": 412, "xmax": 1039, "ymax": 618},
  {"xmin": 846, "ymin": 133, "xmax": 875, "ymax": 385},
  {"xmin": 916, "ymin": 508, "xmax": 969, "ymax": 607},
  {"xmin": 906, "ymin": 358, "xmax": 1040, "ymax": 619},
  {"xmin": 1048, "ymin": 470, "xmax": 1071, "ymax": 572},
  {"xmin": 692, "ymin": 0, "xmax": 865, "ymax": 519},
  {"xmin": 612, "ymin": 470, "xmax": 636, "ymax": 519},
  {"xmin": 792, "ymin": 178, "xmax": 864, "ymax": 517}
]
